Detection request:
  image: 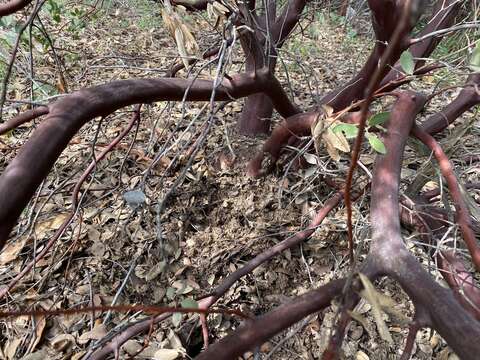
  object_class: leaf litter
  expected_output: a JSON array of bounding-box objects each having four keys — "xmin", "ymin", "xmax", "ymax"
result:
[{"xmin": 0, "ymin": 2, "xmax": 478, "ymax": 360}]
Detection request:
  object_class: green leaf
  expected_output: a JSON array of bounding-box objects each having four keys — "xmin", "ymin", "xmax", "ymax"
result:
[
  {"xmin": 0, "ymin": 15, "xmax": 15, "ymax": 28},
  {"xmin": 172, "ymin": 312, "xmax": 182, "ymax": 327},
  {"xmin": 400, "ymin": 50, "xmax": 414, "ymax": 75},
  {"xmin": 366, "ymin": 133, "xmax": 386, "ymax": 154},
  {"xmin": 469, "ymin": 42, "xmax": 480, "ymax": 73},
  {"xmin": 181, "ymin": 298, "xmax": 198, "ymax": 309},
  {"xmin": 368, "ymin": 112, "xmax": 390, "ymax": 127},
  {"xmin": 332, "ymin": 123, "xmax": 358, "ymax": 138},
  {"xmin": 3, "ymin": 30, "xmax": 17, "ymax": 47},
  {"xmin": 166, "ymin": 287, "xmax": 176, "ymax": 300}
]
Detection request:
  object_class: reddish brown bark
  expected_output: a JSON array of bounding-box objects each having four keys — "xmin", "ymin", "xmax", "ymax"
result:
[
  {"xmin": 412, "ymin": 125, "xmax": 480, "ymax": 272},
  {"xmin": 167, "ymin": 0, "xmax": 303, "ymax": 135},
  {"xmin": 421, "ymin": 73, "xmax": 480, "ymax": 135},
  {"xmin": 0, "ymin": 70, "xmax": 299, "ymax": 247},
  {"xmin": 237, "ymin": 0, "xmax": 309, "ymax": 134},
  {"xmin": 2, "ymin": 1, "xmax": 480, "ymax": 358},
  {"xmin": 399, "ymin": 198, "xmax": 480, "ymax": 320},
  {"xmin": 197, "ymin": 91, "xmax": 480, "ymax": 359},
  {"xmin": 0, "ymin": 106, "xmax": 49, "ymax": 135},
  {"xmin": 247, "ymin": 111, "xmax": 317, "ymax": 176},
  {"xmin": 0, "ymin": 106, "xmax": 142, "ymax": 299},
  {"xmin": 0, "ymin": 0, "xmax": 32, "ymax": 16},
  {"xmin": 238, "ymin": 31, "xmax": 278, "ymax": 134},
  {"xmin": 381, "ymin": 0, "xmax": 464, "ymax": 86},
  {"xmin": 196, "ymin": 279, "xmax": 346, "ymax": 360},
  {"xmin": 247, "ymin": 110, "xmax": 365, "ymax": 177},
  {"xmin": 366, "ymin": 92, "xmax": 480, "ymax": 360},
  {"xmin": 271, "ymin": 0, "xmax": 309, "ymax": 47},
  {"xmin": 238, "ymin": 92, "xmax": 275, "ymax": 134},
  {"xmin": 438, "ymin": 251, "xmax": 480, "ymax": 320},
  {"xmin": 320, "ymin": 0, "xmax": 414, "ymax": 110}
]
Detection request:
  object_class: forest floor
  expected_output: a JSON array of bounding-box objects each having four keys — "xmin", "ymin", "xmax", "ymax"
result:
[{"xmin": 0, "ymin": 1, "xmax": 479, "ymax": 360}]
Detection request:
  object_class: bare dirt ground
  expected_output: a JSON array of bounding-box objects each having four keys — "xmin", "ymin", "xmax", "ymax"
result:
[{"xmin": 0, "ymin": 2, "xmax": 479, "ymax": 359}]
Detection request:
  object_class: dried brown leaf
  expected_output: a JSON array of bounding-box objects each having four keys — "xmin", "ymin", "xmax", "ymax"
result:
[
  {"xmin": 78, "ymin": 322, "xmax": 107, "ymax": 344},
  {"xmin": 50, "ymin": 334, "xmax": 75, "ymax": 352},
  {"xmin": 174, "ymin": 28, "xmax": 189, "ymax": 69},
  {"xmin": 4, "ymin": 338, "xmax": 21, "ymax": 360},
  {"xmin": 322, "ymin": 131, "xmax": 340, "ymax": 161},
  {"xmin": 27, "ymin": 316, "xmax": 46, "ymax": 353},
  {"xmin": 35, "ymin": 213, "xmax": 69, "ymax": 238},
  {"xmin": 0, "ymin": 236, "xmax": 28, "ymax": 265},
  {"xmin": 358, "ymin": 273, "xmax": 393, "ymax": 344},
  {"xmin": 154, "ymin": 348, "xmax": 181, "ymax": 360},
  {"xmin": 324, "ymin": 127, "xmax": 350, "ymax": 153}
]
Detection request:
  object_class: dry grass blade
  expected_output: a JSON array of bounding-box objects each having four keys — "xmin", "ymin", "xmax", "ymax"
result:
[{"xmin": 358, "ymin": 273, "xmax": 394, "ymax": 345}]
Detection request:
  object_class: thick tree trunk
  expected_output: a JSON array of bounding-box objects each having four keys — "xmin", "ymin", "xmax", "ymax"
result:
[
  {"xmin": 237, "ymin": 4, "xmax": 279, "ymax": 135},
  {"xmin": 238, "ymin": 51, "xmax": 277, "ymax": 135},
  {"xmin": 239, "ymin": 93, "xmax": 274, "ymax": 135}
]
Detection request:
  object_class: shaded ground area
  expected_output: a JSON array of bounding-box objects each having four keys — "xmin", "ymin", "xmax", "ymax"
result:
[{"xmin": 0, "ymin": 2, "xmax": 478, "ymax": 359}]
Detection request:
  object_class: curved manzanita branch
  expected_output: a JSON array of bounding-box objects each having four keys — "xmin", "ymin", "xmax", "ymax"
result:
[
  {"xmin": 88, "ymin": 298, "xmax": 210, "ymax": 360},
  {"xmin": 411, "ymin": 125, "xmax": 480, "ymax": 272},
  {"xmin": 319, "ymin": 0, "xmax": 417, "ymax": 111},
  {"xmin": 0, "ymin": 106, "xmax": 49, "ymax": 135},
  {"xmin": 410, "ymin": 0, "xmax": 464, "ymax": 60},
  {"xmin": 421, "ymin": 73, "xmax": 480, "ymax": 135},
  {"xmin": 367, "ymin": 91, "xmax": 480, "ymax": 359},
  {"xmin": 166, "ymin": 44, "xmax": 222, "ymax": 77},
  {"xmin": 223, "ymin": 0, "xmax": 312, "ymax": 135},
  {"xmin": 204, "ymin": 190, "xmax": 350, "ymax": 305},
  {"xmin": 343, "ymin": 0, "xmax": 419, "ymax": 261},
  {"xmin": 237, "ymin": 0, "xmax": 309, "ymax": 134},
  {"xmin": 0, "ymin": 70, "xmax": 299, "ymax": 247},
  {"xmin": 381, "ymin": 0, "xmax": 464, "ymax": 86},
  {"xmin": 0, "ymin": 0, "xmax": 32, "ymax": 16},
  {"xmin": 321, "ymin": 295, "xmax": 361, "ymax": 360},
  {"xmin": 195, "ymin": 279, "xmax": 346, "ymax": 360},
  {"xmin": 399, "ymin": 199, "xmax": 480, "ymax": 320},
  {"xmin": 247, "ymin": 110, "xmax": 363, "ymax": 177},
  {"xmin": 247, "ymin": 111, "xmax": 317, "ymax": 177},
  {"xmin": 438, "ymin": 250, "xmax": 480, "ymax": 320},
  {"xmin": 399, "ymin": 317, "xmax": 425, "ymax": 360},
  {"xmin": 89, "ymin": 189, "xmax": 351, "ymax": 359},
  {"xmin": 197, "ymin": 91, "xmax": 480, "ymax": 359},
  {"xmin": 271, "ymin": 0, "xmax": 309, "ymax": 46},
  {"xmin": 0, "ymin": 106, "xmax": 142, "ymax": 299}
]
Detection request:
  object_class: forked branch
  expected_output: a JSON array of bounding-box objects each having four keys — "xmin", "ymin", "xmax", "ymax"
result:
[{"xmin": 0, "ymin": 69, "xmax": 298, "ymax": 246}]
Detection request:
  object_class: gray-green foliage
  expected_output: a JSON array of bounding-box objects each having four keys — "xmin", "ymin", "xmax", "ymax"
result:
[{"xmin": 122, "ymin": 0, "xmax": 163, "ymax": 30}]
